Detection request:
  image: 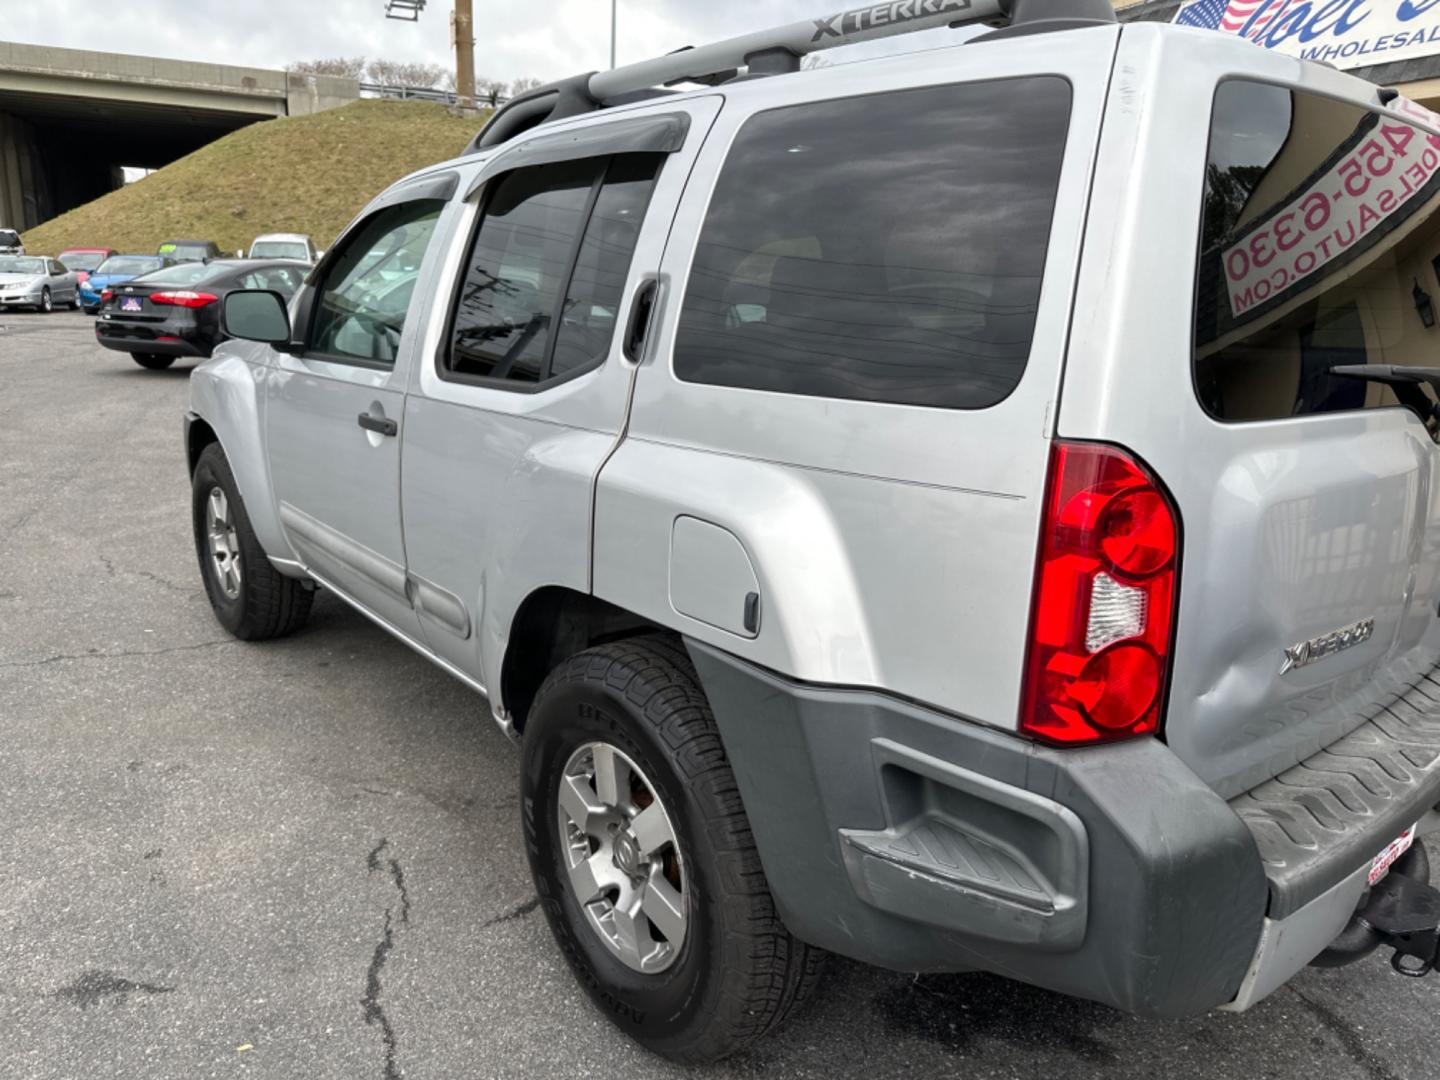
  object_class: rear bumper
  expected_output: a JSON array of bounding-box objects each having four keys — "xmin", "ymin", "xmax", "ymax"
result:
[
  {"xmin": 688, "ymin": 641, "xmax": 1440, "ymax": 1018},
  {"xmin": 95, "ymin": 317, "xmax": 209, "ymax": 358},
  {"xmin": 688, "ymin": 641, "xmax": 1268, "ymax": 1018}
]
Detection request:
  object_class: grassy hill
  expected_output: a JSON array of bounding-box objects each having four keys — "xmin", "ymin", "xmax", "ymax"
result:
[{"xmin": 22, "ymin": 99, "xmax": 487, "ymax": 258}]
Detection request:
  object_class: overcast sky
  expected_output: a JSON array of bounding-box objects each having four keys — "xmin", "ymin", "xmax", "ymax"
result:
[{"xmin": 0, "ymin": 0, "xmax": 867, "ymax": 84}]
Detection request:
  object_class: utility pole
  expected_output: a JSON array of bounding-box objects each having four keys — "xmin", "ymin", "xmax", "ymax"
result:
[
  {"xmin": 453, "ymin": 0, "xmax": 476, "ymax": 108},
  {"xmin": 611, "ymin": 0, "xmax": 617, "ymax": 69}
]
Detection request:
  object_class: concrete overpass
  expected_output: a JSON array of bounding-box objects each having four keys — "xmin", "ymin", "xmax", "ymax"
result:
[{"xmin": 0, "ymin": 41, "xmax": 357, "ymax": 231}]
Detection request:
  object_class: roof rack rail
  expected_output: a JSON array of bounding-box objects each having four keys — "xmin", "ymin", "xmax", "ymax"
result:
[{"xmin": 468, "ymin": 0, "xmax": 1115, "ymax": 153}]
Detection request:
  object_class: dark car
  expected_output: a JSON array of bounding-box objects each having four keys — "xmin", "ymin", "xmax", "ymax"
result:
[
  {"xmin": 94, "ymin": 259, "xmax": 307, "ymax": 370},
  {"xmin": 158, "ymin": 239, "xmax": 223, "ymax": 264}
]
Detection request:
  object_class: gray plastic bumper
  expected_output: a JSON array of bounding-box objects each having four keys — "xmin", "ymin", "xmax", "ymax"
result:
[{"xmin": 687, "ymin": 641, "xmax": 1269, "ymax": 1019}]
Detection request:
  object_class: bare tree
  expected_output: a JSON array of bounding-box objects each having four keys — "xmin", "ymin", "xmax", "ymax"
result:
[
  {"xmin": 367, "ymin": 59, "xmax": 450, "ymax": 89},
  {"xmin": 477, "ymin": 77, "xmax": 509, "ymax": 107},
  {"xmin": 288, "ymin": 57, "xmax": 367, "ymax": 80},
  {"xmin": 510, "ymin": 77, "xmax": 544, "ymax": 96}
]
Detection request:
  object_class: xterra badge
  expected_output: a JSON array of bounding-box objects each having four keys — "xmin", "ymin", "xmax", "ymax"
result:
[
  {"xmin": 812, "ymin": 0, "xmax": 973, "ymax": 41},
  {"xmin": 1280, "ymin": 618, "xmax": 1376, "ymax": 675}
]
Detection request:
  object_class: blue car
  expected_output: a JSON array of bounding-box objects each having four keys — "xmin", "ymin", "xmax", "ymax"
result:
[{"xmin": 79, "ymin": 254, "xmax": 171, "ymax": 314}]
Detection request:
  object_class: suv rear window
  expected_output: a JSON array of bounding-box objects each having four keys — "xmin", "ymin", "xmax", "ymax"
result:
[
  {"xmin": 0, "ymin": 230, "xmax": 19, "ymax": 246},
  {"xmin": 673, "ymin": 77, "xmax": 1072, "ymax": 410},
  {"xmin": 1195, "ymin": 81, "xmax": 1440, "ymax": 421}
]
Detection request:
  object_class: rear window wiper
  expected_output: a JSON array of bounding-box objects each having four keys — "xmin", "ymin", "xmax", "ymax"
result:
[{"xmin": 1330, "ymin": 365, "xmax": 1440, "ymax": 432}]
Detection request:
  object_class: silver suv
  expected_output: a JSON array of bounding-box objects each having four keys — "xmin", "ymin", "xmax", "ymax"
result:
[{"xmin": 185, "ymin": 0, "xmax": 1440, "ymax": 1062}]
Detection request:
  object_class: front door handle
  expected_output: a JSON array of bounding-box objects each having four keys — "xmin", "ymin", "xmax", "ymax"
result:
[{"xmin": 358, "ymin": 412, "xmax": 398, "ymax": 437}]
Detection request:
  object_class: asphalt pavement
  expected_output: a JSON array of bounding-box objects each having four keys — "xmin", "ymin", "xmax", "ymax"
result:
[{"xmin": 2, "ymin": 310, "xmax": 1439, "ymax": 1080}]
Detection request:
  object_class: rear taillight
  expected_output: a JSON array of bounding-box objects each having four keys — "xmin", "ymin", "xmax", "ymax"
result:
[
  {"xmin": 150, "ymin": 291, "xmax": 218, "ymax": 308},
  {"xmin": 100, "ymin": 289, "xmax": 113, "ymax": 303},
  {"xmin": 1020, "ymin": 442, "xmax": 1180, "ymax": 746}
]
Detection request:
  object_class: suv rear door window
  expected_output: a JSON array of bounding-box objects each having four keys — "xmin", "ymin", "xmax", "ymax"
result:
[
  {"xmin": 444, "ymin": 153, "xmax": 662, "ymax": 386},
  {"xmin": 1195, "ymin": 81, "xmax": 1440, "ymax": 420},
  {"xmin": 672, "ymin": 77, "xmax": 1073, "ymax": 410}
]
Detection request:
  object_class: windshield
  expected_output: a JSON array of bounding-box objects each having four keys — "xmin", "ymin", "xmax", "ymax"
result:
[
  {"xmin": 60, "ymin": 251, "xmax": 107, "ymax": 272},
  {"xmin": 97, "ymin": 256, "xmax": 164, "ymax": 277},
  {"xmin": 0, "ymin": 230, "xmax": 19, "ymax": 247},
  {"xmin": 250, "ymin": 242, "xmax": 309, "ymax": 261},
  {"xmin": 135, "ymin": 262, "xmax": 228, "ymax": 286},
  {"xmin": 0, "ymin": 256, "xmax": 44, "ymax": 274},
  {"xmin": 160, "ymin": 242, "xmax": 213, "ymax": 262}
]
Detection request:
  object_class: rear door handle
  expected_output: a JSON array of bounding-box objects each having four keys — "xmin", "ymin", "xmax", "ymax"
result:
[{"xmin": 358, "ymin": 412, "xmax": 398, "ymax": 437}]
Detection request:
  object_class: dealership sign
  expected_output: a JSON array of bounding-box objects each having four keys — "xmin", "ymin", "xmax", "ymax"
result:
[{"xmin": 1175, "ymin": 0, "xmax": 1440, "ymax": 70}]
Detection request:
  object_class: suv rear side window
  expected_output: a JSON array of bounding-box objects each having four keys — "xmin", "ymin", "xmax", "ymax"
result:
[
  {"xmin": 673, "ymin": 77, "xmax": 1072, "ymax": 410},
  {"xmin": 445, "ymin": 153, "xmax": 662, "ymax": 387},
  {"xmin": 1196, "ymin": 82, "xmax": 1440, "ymax": 420}
]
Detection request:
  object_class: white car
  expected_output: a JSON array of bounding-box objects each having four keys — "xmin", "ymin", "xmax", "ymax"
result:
[
  {"xmin": 0, "ymin": 256, "xmax": 79, "ymax": 312},
  {"xmin": 245, "ymin": 233, "xmax": 321, "ymax": 264},
  {"xmin": 0, "ymin": 229, "xmax": 23, "ymax": 256}
]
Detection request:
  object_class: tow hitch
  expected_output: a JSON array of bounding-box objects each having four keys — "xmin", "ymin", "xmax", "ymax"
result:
[{"xmin": 1363, "ymin": 870, "xmax": 1440, "ymax": 977}]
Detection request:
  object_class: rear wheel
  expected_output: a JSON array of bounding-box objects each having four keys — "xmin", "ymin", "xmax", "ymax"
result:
[
  {"xmin": 132, "ymin": 353, "xmax": 175, "ymax": 370},
  {"xmin": 38, "ymin": 287, "xmax": 51, "ymax": 313},
  {"xmin": 192, "ymin": 443, "xmax": 313, "ymax": 641},
  {"xmin": 522, "ymin": 636, "xmax": 823, "ymax": 1063}
]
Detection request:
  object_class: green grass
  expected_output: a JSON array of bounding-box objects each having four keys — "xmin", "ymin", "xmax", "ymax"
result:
[{"xmin": 23, "ymin": 99, "xmax": 487, "ymax": 258}]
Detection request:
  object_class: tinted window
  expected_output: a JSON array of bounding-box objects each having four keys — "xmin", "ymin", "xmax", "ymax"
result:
[
  {"xmin": 0, "ymin": 230, "xmax": 19, "ymax": 246},
  {"xmin": 98, "ymin": 257, "xmax": 164, "ymax": 276},
  {"xmin": 552, "ymin": 156, "xmax": 661, "ymax": 378},
  {"xmin": 250, "ymin": 242, "xmax": 310, "ymax": 261},
  {"xmin": 673, "ymin": 78, "xmax": 1071, "ymax": 410},
  {"xmin": 310, "ymin": 200, "xmax": 443, "ymax": 367},
  {"xmin": 445, "ymin": 154, "xmax": 660, "ymax": 385},
  {"xmin": 241, "ymin": 266, "xmax": 305, "ymax": 296},
  {"xmin": 59, "ymin": 251, "xmax": 106, "ymax": 272},
  {"xmin": 136, "ymin": 262, "xmax": 225, "ymax": 286},
  {"xmin": 1196, "ymin": 82, "xmax": 1440, "ymax": 421}
]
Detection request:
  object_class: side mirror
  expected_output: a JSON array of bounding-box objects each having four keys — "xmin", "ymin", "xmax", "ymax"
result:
[{"xmin": 223, "ymin": 289, "xmax": 292, "ymax": 345}]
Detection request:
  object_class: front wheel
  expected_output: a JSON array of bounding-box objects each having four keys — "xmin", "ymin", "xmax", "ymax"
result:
[
  {"xmin": 132, "ymin": 353, "xmax": 175, "ymax": 370},
  {"xmin": 192, "ymin": 443, "xmax": 313, "ymax": 640},
  {"xmin": 522, "ymin": 637, "xmax": 823, "ymax": 1064}
]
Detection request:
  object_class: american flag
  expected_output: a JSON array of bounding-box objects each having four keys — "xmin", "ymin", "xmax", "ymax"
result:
[{"xmin": 1175, "ymin": 0, "xmax": 1295, "ymax": 36}]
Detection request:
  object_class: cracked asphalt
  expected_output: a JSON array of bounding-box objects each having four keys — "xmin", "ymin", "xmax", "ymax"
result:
[{"xmin": 3, "ymin": 311, "xmax": 1440, "ymax": 1080}]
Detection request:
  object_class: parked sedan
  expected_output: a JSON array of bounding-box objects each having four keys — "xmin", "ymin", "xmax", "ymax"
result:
[
  {"xmin": 158, "ymin": 239, "xmax": 222, "ymax": 264},
  {"xmin": 79, "ymin": 255, "xmax": 171, "ymax": 314},
  {"xmin": 0, "ymin": 256, "xmax": 79, "ymax": 312},
  {"xmin": 58, "ymin": 247, "xmax": 117, "ymax": 286},
  {"xmin": 94, "ymin": 259, "xmax": 307, "ymax": 370}
]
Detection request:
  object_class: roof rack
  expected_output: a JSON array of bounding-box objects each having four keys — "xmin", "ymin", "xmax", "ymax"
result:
[{"xmin": 468, "ymin": 0, "xmax": 1116, "ymax": 152}]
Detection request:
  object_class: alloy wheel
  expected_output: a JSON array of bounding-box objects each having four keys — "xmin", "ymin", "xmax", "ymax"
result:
[
  {"xmin": 205, "ymin": 486, "xmax": 243, "ymax": 600},
  {"xmin": 556, "ymin": 741, "xmax": 688, "ymax": 974}
]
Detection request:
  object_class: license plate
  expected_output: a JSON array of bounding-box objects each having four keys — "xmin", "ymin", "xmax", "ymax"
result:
[
  {"xmin": 1369, "ymin": 824, "xmax": 1418, "ymax": 885},
  {"xmin": 120, "ymin": 297, "xmax": 142, "ymax": 313}
]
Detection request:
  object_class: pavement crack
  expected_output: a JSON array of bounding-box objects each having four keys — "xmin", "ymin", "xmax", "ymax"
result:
[
  {"xmin": 362, "ymin": 839, "xmax": 410, "ymax": 1079},
  {"xmin": 0, "ymin": 639, "xmax": 234, "ymax": 669},
  {"xmin": 361, "ymin": 909, "xmax": 401, "ymax": 1080},
  {"xmin": 53, "ymin": 970, "xmax": 175, "ymax": 1010},
  {"xmin": 481, "ymin": 896, "xmax": 540, "ymax": 929},
  {"xmin": 1289, "ymin": 984, "xmax": 1401, "ymax": 1080}
]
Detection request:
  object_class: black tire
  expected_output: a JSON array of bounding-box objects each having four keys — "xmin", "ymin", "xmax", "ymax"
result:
[
  {"xmin": 38, "ymin": 287, "xmax": 51, "ymax": 314},
  {"xmin": 522, "ymin": 636, "xmax": 824, "ymax": 1064},
  {"xmin": 192, "ymin": 443, "xmax": 313, "ymax": 641},
  {"xmin": 132, "ymin": 353, "xmax": 175, "ymax": 370},
  {"xmin": 67, "ymin": 297, "xmax": 79, "ymax": 310}
]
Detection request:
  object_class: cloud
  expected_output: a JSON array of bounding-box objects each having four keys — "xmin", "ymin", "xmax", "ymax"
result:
[{"xmin": 0, "ymin": 0, "xmax": 829, "ymax": 83}]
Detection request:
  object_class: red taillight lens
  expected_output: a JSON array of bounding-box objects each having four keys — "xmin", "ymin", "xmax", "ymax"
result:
[
  {"xmin": 1020, "ymin": 442, "xmax": 1180, "ymax": 746},
  {"xmin": 100, "ymin": 289, "xmax": 113, "ymax": 302},
  {"xmin": 150, "ymin": 291, "xmax": 218, "ymax": 308}
]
